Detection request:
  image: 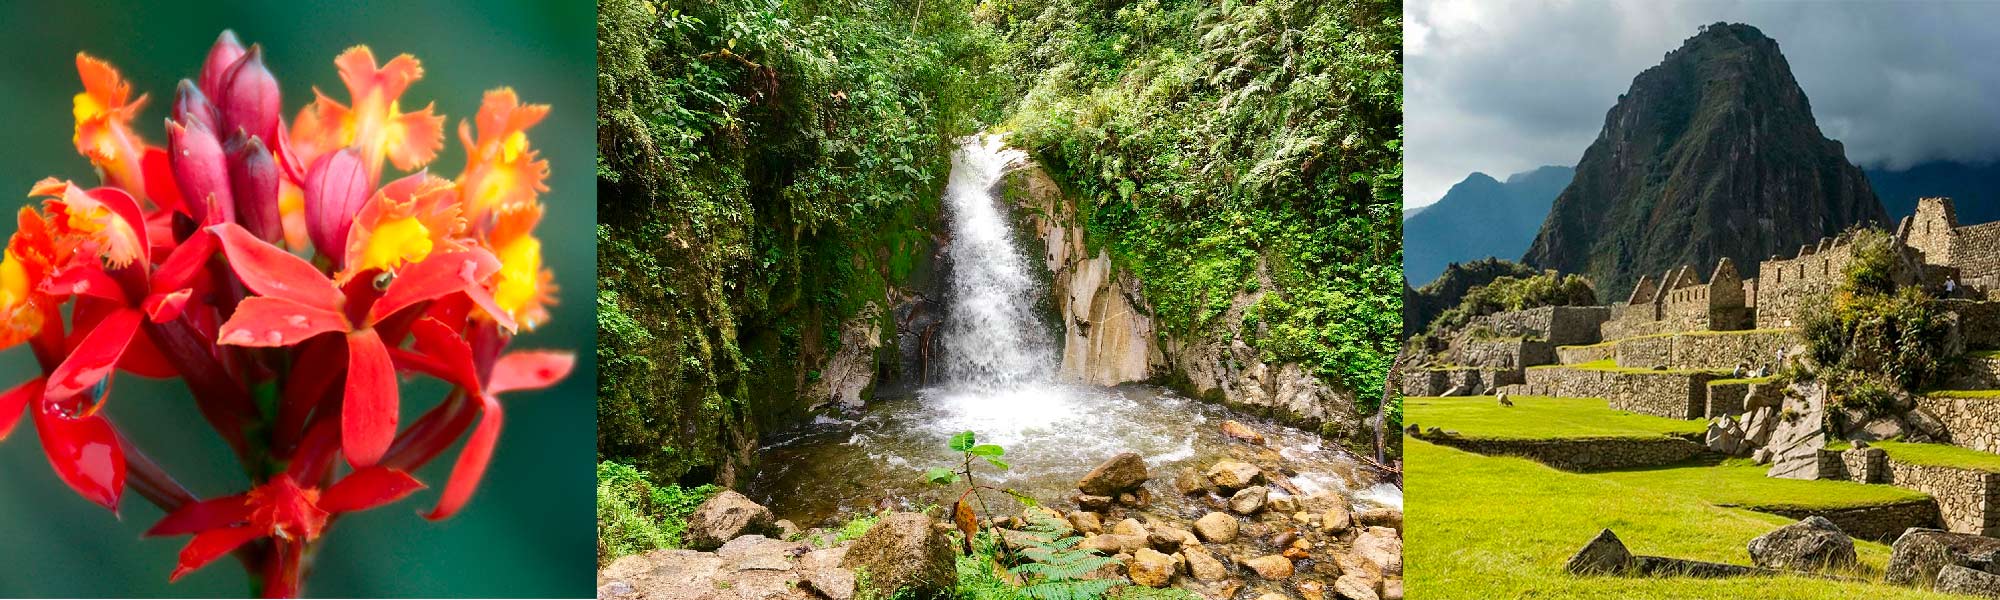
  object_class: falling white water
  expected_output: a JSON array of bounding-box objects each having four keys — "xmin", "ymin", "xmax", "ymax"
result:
[{"xmin": 937, "ymin": 135, "xmax": 1053, "ymax": 388}]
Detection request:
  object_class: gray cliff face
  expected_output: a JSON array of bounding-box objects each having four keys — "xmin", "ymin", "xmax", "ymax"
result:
[
  {"xmin": 1523, "ymin": 23, "xmax": 1884, "ymax": 300},
  {"xmin": 1000, "ymin": 160, "xmax": 1364, "ymax": 441}
]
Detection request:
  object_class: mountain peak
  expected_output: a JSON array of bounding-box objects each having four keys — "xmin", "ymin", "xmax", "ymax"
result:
[{"xmin": 1522, "ymin": 23, "xmax": 1883, "ymax": 299}]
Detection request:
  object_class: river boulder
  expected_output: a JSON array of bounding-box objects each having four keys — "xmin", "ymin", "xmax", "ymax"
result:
[
  {"xmin": 1207, "ymin": 460, "xmax": 1264, "ymax": 491},
  {"xmin": 1079, "ymin": 452, "xmax": 1150, "ymax": 496},
  {"xmin": 1230, "ymin": 486, "xmax": 1271, "ymax": 514},
  {"xmin": 1220, "ymin": 420, "xmax": 1268, "ymax": 445},
  {"xmin": 1194, "ymin": 512, "xmax": 1240, "ymax": 544},
  {"xmin": 1746, "ymin": 516, "xmax": 1855, "ymax": 572},
  {"xmin": 839, "ymin": 512, "xmax": 956, "ymax": 599},
  {"xmin": 686, "ymin": 490, "xmax": 777, "ymax": 551},
  {"xmin": 1128, "ymin": 548, "xmax": 1177, "ymax": 587}
]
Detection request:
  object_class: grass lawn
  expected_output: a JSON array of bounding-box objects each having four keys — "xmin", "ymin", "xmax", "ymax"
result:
[
  {"xmin": 1407, "ymin": 396, "xmax": 1705, "ymax": 440},
  {"xmin": 1708, "ymin": 376, "xmax": 1777, "ymax": 386},
  {"xmin": 1596, "ymin": 458, "xmax": 1930, "ymax": 512},
  {"xmin": 1530, "ymin": 359, "xmax": 1728, "ymax": 376},
  {"xmin": 1926, "ymin": 389, "xmax": 2000, "ymax": 399},
  {"xmin": 1406, "ymin": 440, "xmax": 1956, "ymax": 599}
]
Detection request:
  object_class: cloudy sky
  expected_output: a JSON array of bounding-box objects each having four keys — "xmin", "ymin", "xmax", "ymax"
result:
[{"xmin": 1406, "ymin": 0, "xmax": 2000, "ymax": 208}]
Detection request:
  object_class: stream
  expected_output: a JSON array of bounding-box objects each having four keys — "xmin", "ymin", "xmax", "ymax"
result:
[{"xmin": 744, "ymin": 136, "xmax": 1400, "ymax": 528}]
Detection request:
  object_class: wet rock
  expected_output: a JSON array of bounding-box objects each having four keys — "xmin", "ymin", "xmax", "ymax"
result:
[
  {"xmin": 1380, "ymin": 579, "xmax": 1403, "ymax": 600},
  {"xmin": 1746, "ymin": 516, "xmax": 1855, "ymax": 572},
  {"xmin": 1128, "ymin": 548, "xmax": 1178, "ymax": 587},
  {"xmin": 1069, "ymin": 511, "xmax": 1104, "ymax": 534},
  {"xmin": 1295, "ymin": 579, "xmax": 1326, "ymax": 600},
  {"xmin": 839, "ymin": 512, "xmax": 956, "ymax": 599},
  {"xmin": 1083, "ymin": 533, "xmax": 1149, "ymax": 555},
  {"xmin": 1334, "ymin": 575, "xmax": 1380, "ymax": 600},
  {"xmin": 1151, "ymin": 522, "xmax": 1198, "ymax": 549},
  {"xmin": 1148, "ymin": 531, "xmax": 1185, "ymax": 554},
  {"xmin": 1270, "ymin": 530, "xmax": 1302, "ymax": 548},
  {"xmin": 1079, "ymin": 452, "xmax": 1150, "ymax": 496},
  {"xmin": 1185, "ymin": 546, "xmax": 1230, "ymax": 581},
  {"xmin": 1245, "ymin": 554, "xmax": 1295, "ymax": 579},
  {"xmin": 1174, "ymin": 466, "xmax": 1213, "ymax": 496},
  {"xmin": 1075, "ymin": 494, "xmax": 1114, "ymax": 512},
  {"xmin": 1195, "ymin": 512, "xmax": 1241, "ymax": 544},
  {"xmin": 1282, "ymin": 546, "xmax": 1311, "ymax": 560},
  {"xmin": 1322, "ymin": 504, "xmax": 1353, "ymax": 533},
  {"xmin": 1563, "ymin": 529, "xmax": 1634, "ymax": 575},
  {"xmin": 802, "ymin": 565, "xmax": 858, "ymax": 600},
  {"xmin": 1221, "ymin": 420, "xmax": 1269, "ymax": 445},
  {"xmin": 1208, "ymin": 460, "xmax": 1264, "ymax": 491},
  {"xmin": 1936, "ymin": 564, "xmax": 2000, "ymax": 599},
  {"xmin": 686, "ymin": 490, "xmax": 778, "ymax": 551},
  {"xmin": 1353, "ymin": 527, "xmax": 1402, "ymax": 576},
  {"xmin": 1231, "ymin": 486, "xmax": 1271, "ymax": 514},
  {"xmin": 1255, "ymin": 593, "xmax": 1292, "ymax": 600},
  {"xmin": 1886, "ymin": 528, "xmax": 2000, "ymax": 586},
  {"xmin": 597, "ymin": 549, "xmax": 725, "ymax": 600},
  {"xmin": 1355, "ymin": 508, "xmax": 1402, "ymax": 532},
  {"xmin": 1269, "ymin": 494, "xmax": 1300, "ymax": 514},
  {"xmin": 1113, "ymin": 518, "xmax": 1150, "ymax": 538}
]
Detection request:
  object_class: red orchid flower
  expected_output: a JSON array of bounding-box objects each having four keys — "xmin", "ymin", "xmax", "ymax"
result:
[
  {"xmin": 147, "ymin": 466, "xmax": 424, "ymax": 597},
  {"xmin": 208, "ymin": 222, "xmax": 506, "ymax": 467}
]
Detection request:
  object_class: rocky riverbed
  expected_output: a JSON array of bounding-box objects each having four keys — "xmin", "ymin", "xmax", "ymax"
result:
[{"xmin": 602, "ymin": 418, "xmax": 1403, "ymax": 600}]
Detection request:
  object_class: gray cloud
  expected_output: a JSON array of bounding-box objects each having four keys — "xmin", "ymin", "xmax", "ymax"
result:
[{"xmin": 1407, "ymin": 0, "xmax": 2000, "ymax": 208}]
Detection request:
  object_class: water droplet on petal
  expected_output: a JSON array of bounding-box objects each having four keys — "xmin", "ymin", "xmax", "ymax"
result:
[
  {"xmin": 266, "ymin": 330, "xmax": 284, "ymax": 344},
  {"xmin": 225, "ymin": 329, "xmax": 256, "ymax": 344},
  {"xmin": 286, "ymin": 314, "xmax": 308, "ymax": 327},
  {"xmin": 459, "ymin": 260, "xmax": 479, "ymax": 281},
  {"xmin": 71, "ymin": 280, "xmax": 90, "ymax": 294}
]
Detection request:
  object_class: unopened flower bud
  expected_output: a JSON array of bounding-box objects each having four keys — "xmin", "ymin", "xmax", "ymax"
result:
[
  {"xmin": 228, "ymin": 135, "xmax": 282, "ymax": 242},
  {"xmin": 305, "ymin": 149, "xmax": 372, "ymax": 262},
  {"xmin": 199, "ymin": 30, "xmax": 246, "ymax": 100},
  {"xmin": 172, "ymin": 80, "xmax": 220, "ymax": 132},
  {"xmin": 167, "ymin": 119, "xmax": 234, "ymax": 226},
  {"xmin": 218, "ymin": 45, "xmax": 282, "ymax": 147}
]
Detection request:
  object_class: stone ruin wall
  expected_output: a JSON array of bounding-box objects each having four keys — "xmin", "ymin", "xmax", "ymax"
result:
[
  {"xmin": 1417, "ymin": 435, "xmax": 1703, "ymax": 472},
  {"xmin": 1705, "ymin": 380, "xmax": 1784, "ymax": 419},
  {"xmin": 1886, "ymin": 459, "xmax": 2000, "ymax": 536},
  {"xmin": 1904, "ymin": 197, "xmax": 1958, "ymax": 270},
  {"xmin": 1948, "ymin": 355, "xmax": 2000, "ymax": 389},
  {"xmin": 1402, "ymin": 367, "xmax": 1520, "ymax": 397},
  {"xmin": 1943, "ymin": 299, "xmax": 2000, "ymax": 350},
  {"xmin": 1557, "ymin": 343, "xmax": 1615, "ymax": 365},
  {"xmin": 1448, "ymin": 337, "xmax": 1553, "ymax": 371},
  {"xmin": 1913, "ymin": 395, "xmax": 2000, "ymax": 455},
  {"xmin": 1518, "ymin": 366, "xmax": 1710, "ymax": 419},
  {"xmin": 1478, "ymin": 306, "xmax": 1610, "ymax": 346},
  {"xmin": 1612, "ymin": 330, "xmax": 1798, "ymax": 371},
  {"xmin": 1760, "ymin": 502, "xmax": 1939, "ymax": 542},
  {"xmin": 1754, "ymin": 237, "xmax": 1859, "ymax": 329},
  {"xmin": 1951, "ymin": 221, "xmax": 2000, "ymax": 284}
]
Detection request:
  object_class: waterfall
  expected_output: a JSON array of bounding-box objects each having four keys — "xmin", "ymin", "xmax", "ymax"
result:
[{"xmin": 937, "ymin": 135, "xmax": 1054, "ymax": 389}]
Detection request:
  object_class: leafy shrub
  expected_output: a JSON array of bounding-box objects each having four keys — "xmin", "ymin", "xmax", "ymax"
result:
[
  {"xmin": 596, "ymin": 461, "xmax": 720, "ymax": 565},
  {"xmin": 1802, "ymin": 230, "xmax": 1957, "ymax": 393}
]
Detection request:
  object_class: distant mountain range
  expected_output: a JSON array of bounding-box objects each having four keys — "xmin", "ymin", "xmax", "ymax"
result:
[
  {"xmin": 1407, "ymin": 161, "xmax": 2000, "ymax": 289},
  {"xmin": 1402, "ymin": 166, "xmax": 1573, "ymax": 283}
]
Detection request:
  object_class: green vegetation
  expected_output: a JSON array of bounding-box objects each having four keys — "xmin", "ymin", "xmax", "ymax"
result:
[
  {"xmin": 988, "ymin": 0, "xmax": 1403, "ymax": 415},
  {"xmin": 1802, "ymin": 229, "xmax": 1958, "ymax": 397},
  {"xmin": 1596, "ymin": 459, "xmax": 1929, "ymax": 512},
  {"xmin": 1709, "ymin": 376, "xmax": 1778, "ymax": 386},
  {"xmin": 597, "ymin": 0, "xmax": 1003, "ymax": 481},
  {"xmin": 1424, "ymin": 270, "xmax": 1598, "ymax": 338},
  {"xmin": 1406, "ymin": 441, "xmax": 1954, "ymax": 599},
  {"xmin": 596, "ymin": 461, "xmax": 721, "ymax": 565},
  {"xmin": 1406, "ymin": 396, "xmax": 1704, "ymax": 440}
]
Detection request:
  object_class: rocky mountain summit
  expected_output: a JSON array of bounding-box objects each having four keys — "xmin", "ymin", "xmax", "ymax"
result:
[{"xmin": 1522, "ymin": 22, "xmax": 1884, "ymax": 300}]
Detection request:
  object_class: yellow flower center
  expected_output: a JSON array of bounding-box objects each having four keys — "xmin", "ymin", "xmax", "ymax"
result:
[
  {"xmin": 501, "ymin": 131, "xmax": 528, "ymax": 163},
  {"xmin": 72, "ymin": 92, "xmax": 106, "ymax": 126},
  {"xmin": 0, "ymin": 251, "xmax": 28, "ymax": 310},
  {"xmin": 493, "ymin": 234, "xmax": 542, "ymax": 323},
  {"xmin": 358, "ymin": 216, "xmax": 434, "ymax": 274}
]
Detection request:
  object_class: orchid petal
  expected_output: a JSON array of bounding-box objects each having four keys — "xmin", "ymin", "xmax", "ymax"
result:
[
  {"xmin": 342, "ymin": 328, "xmax": 398, "ymax": 467},
  {"xmin": 40, "ymin": 265, "xmax": 124, "ymax": 302},
  {"xmin": 368, "ymin": 249, "xmax": 499, "ymax": 326},
  {"xmin": 409, "ymin": 318, "xmax": 479, "ymax": 391},
  {"xmin": 319, "ymin": 466, "xmax": 424, "ymax": 513},
  {"xmin": 117, "ymin": 327, "xmax": 179, "ymax": 378},
  {"xmin": 143, "ymin": 289, "xmax": 194, "ymax": 324},
  {"xmin": 151, "ymin": 229, "xmax": 217, "ymax": 294},
  {"xmin": 169, "ymin": 526, "xmax": 262, "ymax": 582},
  {"xmin": 424, "ymin": 393, "xmax": 500, "ymax": 521},
  {"xmin": 147, "ymin": 494, "xmax": 251, "ymax": 537},
  {"xmin": 0, "ymin": 378, "xmax": 43, "ymax": 440},
  {"xmin": 44, "ymin": 307, "xmax": 140, "ymax": 403},
  {"xmin": 488, "ymin": 351, "xmax": 574, "ymax": 395},
  {"xmin": 32, "ymin": 397, "xmax": 124, "ymax": 511},
  {"xmin": 210, "ymin": 223, "xmax": 342, "ymax": 312},
  {"xmin": 216, "ymin": 296, "xmax": 349, "ymax": 348}
]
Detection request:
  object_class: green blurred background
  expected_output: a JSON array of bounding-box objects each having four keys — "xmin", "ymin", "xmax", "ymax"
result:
[{"xmin": 0, "ymin": 1, "xmax": 594, "ymax": 597}]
